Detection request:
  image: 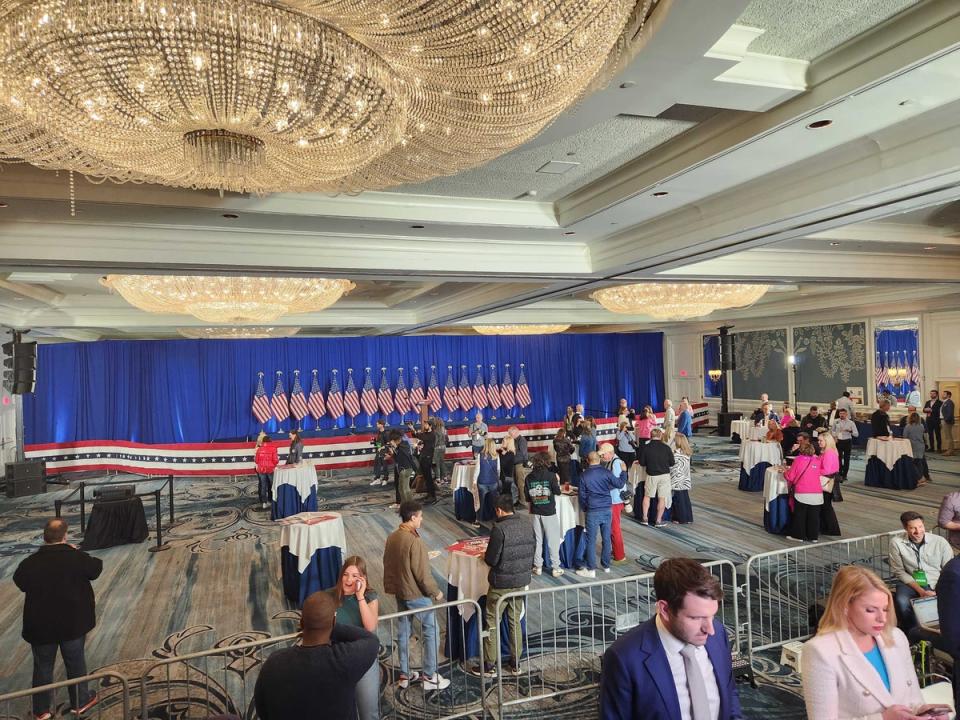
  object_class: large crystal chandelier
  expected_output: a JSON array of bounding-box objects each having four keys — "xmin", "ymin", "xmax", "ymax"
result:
[
  {"xmin": 591, "ymin": 283, "xmax": 769, "ymax": 320},
  {"xmin": 101, "ymin": 275, "xmax": 355, "ymax": 323},
  {"xmin": 473, "ymin": 324, "xmax": 570, "ymax": 335},
  {"xmin": 178, "ymin": 327, "xmax": 301, "ymax": 339},
  {"xmin": 0, "ymin": 0, "xmax": 650, "ymax": 194}
]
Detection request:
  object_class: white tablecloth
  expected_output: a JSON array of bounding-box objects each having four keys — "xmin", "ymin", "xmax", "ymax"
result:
[
  {"xmin": 278, "ymin": 512, "xmax": 346, "ymax": 573},
  {"xmin": 628, "ymin": 463, "xmax": 647, "ymax": 492},
  {"xmin": 555, "ymin": 493, "xmax": 583, "ymax": 536},
  {"xmin": 272, "ymin": 464, "xmax": 318, "ymax": 503},
  {"xmin": 763, "ymin": 467, "xmax": 789, "ymax": 512},
  {"xmin": 452, "ymin": 460, "xmax": 479, "ymax": 511},
  {"xmin": 740, "ymin": 441, "xmax": 784, "ymax": 472},
  {"xmin": 866, "ymin": 438, "xmax": 913, "ymax": 470},
  {"xmin": 732, "ymin": 420, "xmax": 764, "ymax": 441},
  {"xmin": 446, "ymin": 539, "xmax": 490, "ymax": 621}
]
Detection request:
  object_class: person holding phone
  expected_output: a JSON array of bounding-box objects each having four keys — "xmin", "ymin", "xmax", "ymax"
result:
[
  {"xmin": 801, "ymin": 565, "xmax": 952, "ymax": 720},
  {"xmin": 328, "ymin": 556, "xmax": 380, "ymax": 720}
]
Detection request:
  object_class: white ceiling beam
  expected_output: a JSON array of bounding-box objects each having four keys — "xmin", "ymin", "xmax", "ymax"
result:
[
  {"xmin": 805, "ymin": 224, "xmax": 960, "ymax": 245},
  {"xmin": 0, "ymin": 277, "xmax": 64, "ymax": 305}
]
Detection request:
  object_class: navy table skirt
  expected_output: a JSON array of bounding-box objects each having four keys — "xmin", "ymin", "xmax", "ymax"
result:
[
  {"xmin": 863, "ymin": 456, "xmax": 920, "ymax": 490},
  {"xmin": 739, "ymin": 462, "xmax": 771, "ymax": 492},
  {"xmin": 763, "ymin": 495, "xmax": 791, "ymax": 534},
  {"xmin": 444, "ymin": 585, "xmax": 528, "ymax": 661},
  {"xmin": 281, "ymin": 545, "xmax": 343, "ymax": 607},
  {"xmin": 453, "ymin": 488, "xmax": 496, "ymax": 523},
  {"xmin": 272, "ymin": 483, "xmax": 318, "ymax": 521}
]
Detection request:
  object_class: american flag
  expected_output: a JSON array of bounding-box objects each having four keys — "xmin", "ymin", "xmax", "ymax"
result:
[
  {"xmin": 409, "ymin": 366, "xmax": 424, "ymax": 409},
  {"xmin": 458, "ymin": 365, "xmax": 473, "ymax": 411},
  {"xmin": 378, "ymin": 367, "xmax": 394, "ymax": 416},
  {"xmin": 473, "ymin": 365, "xmax": 487, "ymax": 409},
  {"xmin": 501, "ymin": 364, "xmax": 516, "ymax": 410},
  {"xmin": 443, "ymin": 365, "xmax": 459, "ymax": 413},
  {"xmin": 252, "ymin": 373, "xmax": 272, "ymax": 424},
  {"xmin": 395, "ymin": 368, "xmax": 410, "ymax": 415},
  {"xmin": 875, "ymin": 353, "xmax": 886, "ymax": 391},
  {"xmin": 361, "ymin": 367, "xmax": 378, "ymax": 416},
  {"xmin": 487, "ymin": 365, "xmax": 502, "ymax": 410},
  {"xmin": 271, "ymin": 372, "xmax": 289, "ymax": 421},
  {"xmin": 289, "ymin": 371, "xmax": 309, "ymax": 421},
  {"xmin": 426, "ymin": 365, "xmax": 442, "ymax": 412},
  {"xmin": 327, "ymin": 370, "xmax": 344, "ymax": 420},
  {"xmin": 910, "ymin": 350, "xmax": 920, "ymax": 388},
  {"xmin": 307, "ymin": 370, "xmax": 326, "ymax": 419},
  {"xmin": 516, "ymin": 363, "xmax": 531, "ymax": 408},
  {"xmin": 344, "ymin": 369, "xmax": 361, "ymax": 419}
]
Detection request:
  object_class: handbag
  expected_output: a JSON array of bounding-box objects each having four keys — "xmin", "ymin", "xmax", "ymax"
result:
[
  {"xmin": 832, "ymin": 477, "xmax": 843, "ymax": 502},
  {"xmin": 820, "ymin": 474, "xmax": 835, "ymax": 493}
]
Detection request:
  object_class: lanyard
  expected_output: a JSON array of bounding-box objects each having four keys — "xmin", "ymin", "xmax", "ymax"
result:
[{"xmin": 908, "ymin": 540, "xmax": 924, "ymax": 568}]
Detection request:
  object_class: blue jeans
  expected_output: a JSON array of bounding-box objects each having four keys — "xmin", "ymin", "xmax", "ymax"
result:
[
  {"xmin": 584, "ymin": 508, "xmax": 613, "ymax": 570},
  {"xmin": 894, "ymin": 582, "xmax": 921, "ymax": 631},
  {"xmin": 355, "ymin": 659, "xmax": 381, "ymax": 720},
  {"xmin": 31, "ymin": 636, "xmax": 91, "ymax": 714},
  {"xmin": 396, "ymin": 596, "xmax": 438, "ymax": 678},
  {"xmin": 256, "ymin": 472, "xmax": 273, "ymax": 504},
  {"xmin": 477, "ymin": 483, "xmax": 496, "ymax": 522}
]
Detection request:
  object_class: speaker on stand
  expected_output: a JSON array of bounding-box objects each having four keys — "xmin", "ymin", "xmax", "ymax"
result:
[{"xmin": 716, "ymin": 326, "xmax": 742, "ymax": 436}]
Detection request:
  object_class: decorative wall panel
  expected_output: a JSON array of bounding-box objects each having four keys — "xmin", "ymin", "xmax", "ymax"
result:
[
  {"xmin": 733, "ymin": 329, "xmax": 788, "ymax": 401},
  {"xmin": 793, "ymin": 322, "xmax": 868, "ymax": 402}
]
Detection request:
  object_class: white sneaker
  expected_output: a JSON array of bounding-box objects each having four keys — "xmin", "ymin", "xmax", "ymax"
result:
[
  {"xmin": 397, "ymin": 671, "xmax": 420, "ymax": 689},
  {"xmin": 575, "ymin": 568, "xmax": 596, "ymax": 579},
  {"xmin": 551, "ymin": 568, "xmax": 565, "ymax": 577},
  {"xmin": 532, "ymin": 567, "xmax": 542, "ymax": 576},
  {"xmin": 369, "ymin": 478, "xmax": 381, "ymax": 486},
  {"xmin": 602, "ymin": 567, "xmax": 611, "ymax": 573},
  {"xmin": 422, "ymin": 673, "xmax": 450, "ymax": 691}
]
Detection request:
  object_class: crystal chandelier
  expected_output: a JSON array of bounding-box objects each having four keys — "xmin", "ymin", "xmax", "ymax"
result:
[
  {"xmin": 473, "ymin": 324, "xmax": 570, "ymax": 335},
  {"xmin": 178, "ymin": 327, "xmax": 301, "ymax": 339},
  {"xmin": 0, "ymin": 0, "xmax": 651, "ymax": 194},
  {"xmin": 591, "ymin": 283, "xmax": 769, "ymax": 320},
  {"xmin": 101, "ymin": 275, "xmax": 355, "ymax": 323}
]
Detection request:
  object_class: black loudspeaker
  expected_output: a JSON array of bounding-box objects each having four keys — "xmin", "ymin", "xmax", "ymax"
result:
[
  {"xmin": 4, "ymin": 462, "xmax": 46, "ymax": 497},
  {"xmin": 720, "ymin": 335, "xmax": 736, "ymax": 372},
  {"xmin": 93, "ymin": 485, "xmax": 136, "ymax": 501},
  {"xmin": 1, "ymin": 339, "xmax": 37, "ymax": 394},
  {"xmin": 717, "ymin": 411, "xmax": 742, "ymax": 437}
]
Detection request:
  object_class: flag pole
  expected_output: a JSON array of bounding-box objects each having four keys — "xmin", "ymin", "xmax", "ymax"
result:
[
  {"xmin": 490, "ymin": 364, "xmax": 497, "ymax": 421},
  {"xmin": 258, "ymin": 371, "xmax": 265, "ymax": 429},
  {"xmin": 519, "ymin": 363, "xmax": 525, "ymax": 420}
]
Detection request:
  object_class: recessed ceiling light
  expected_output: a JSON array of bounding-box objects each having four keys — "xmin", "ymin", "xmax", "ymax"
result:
[
  {"xmin": 806, "ymin": 119, "xmax": 833, "ymax": 129},
  {"xmin": 619, "ymin": 81, "xmax": 636, "ymax": 89},
  {"xmin": 222, "ymin": 213, "xmax": 239, "ymax": 219},
  {"xmin": 652, "ymin": 191, "xmax": 669, "ymax": 197},
  {"xmin": 565, "ymin": 151, "xmax": 576, "ymax": 157},
  {"xmin": 923, "ymin": 246, "xmax": 937, "ymax": 251},
  {"xmin": 829, "ymin": 241, "xmax": 840, "ymax": 246},
  {"xmin": 410, "ymin": 224, "xmax": 425, "ymax": 229},
  {"xmin": 564, "ymin": 231, "xmax": 576, "ymax": 236},
  {"xmin": 527, "ymin": 189, "xmax": 538, "ymax": 196},
  {"xmin": 0, "ymin": 201, "xmax": 8, "ymax": 208},
  {"xmin": 610, "ymin": 222, "xmax": 618, "ymax": 226}
]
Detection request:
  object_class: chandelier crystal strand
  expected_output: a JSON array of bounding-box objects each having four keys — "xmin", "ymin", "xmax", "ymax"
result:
[
  {"xmin": 591, "ymin": 283, "xmax": 769, "ymax": 320},
  {"xmin": 101, "ymin": 276, "xmax": 355, "ymax": 323},
  {"xmin": 178, "ymin": 327, "xmax": 301, "ymax": 339},
  {"xmin": 0, "ymin": 0, "xmax": 646, "ymax": 193},
  {"xmin": 473, "ymin": 324, "xmax": 570, "ymax": 335}
]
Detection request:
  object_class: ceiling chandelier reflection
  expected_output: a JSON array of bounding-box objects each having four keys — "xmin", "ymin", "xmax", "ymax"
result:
[
  {"xmin": 101, "ymin": 275, "xmax": 355, "ymax": 323},
  {"xmin": 0, "ymin": 0, "xmax": 651, "ymax": 193},
  {"xmin": 473, "ymin": 324, "xmax": 570, "ymax": 335},
  {"xmin": 591, "ymin": 283, "xmax": 769, "ymax": 320},
  {"xmin": 178, "ymin": 327, "xmax": 301, "ymax": 340}
]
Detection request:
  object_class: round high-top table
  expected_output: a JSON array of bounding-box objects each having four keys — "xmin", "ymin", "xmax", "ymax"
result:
[
  {"xmin": 271, "ymin": 464, "xmax": 318, "ymax": 520},
  {"xmin": 762, "ymin": 467, "xmax": 790, "ymax": 534},
  {"xmin": 739, "ymin": 441, "xmax": 784, "ymax": 492},
  {"xmin": 864, "ymin": 438, "xmax": 918, "ymax": 490},
  {"xmin": 279, "ymin": 512, "xmax": 346, "ymax": 607}
]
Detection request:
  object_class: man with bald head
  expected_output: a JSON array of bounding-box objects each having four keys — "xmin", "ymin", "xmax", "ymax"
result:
[
  {"xmin": 254, "ymin": 591, "xmax": 379, "ymax": 719},
  {"xmin": 15, "ymin": 518, "xmax": 103, "ymax": 719}
]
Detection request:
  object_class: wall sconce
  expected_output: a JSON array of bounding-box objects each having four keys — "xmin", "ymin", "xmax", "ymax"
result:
[
  {"xmin": 787, "ymin": 354, "xmax": 796, "ymax": 365},
  {"xmin": 708, "ymin": 369, "xmax": 722, "ymax": 382}
]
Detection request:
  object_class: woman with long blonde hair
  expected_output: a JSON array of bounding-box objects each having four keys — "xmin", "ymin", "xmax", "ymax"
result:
[
  {"xmin": 818, "ymin": 431, "xmax": 842, "ymax": 536},
  {"xmin": 801, "ymin": 566, "xmax": 944, "ymax": 720},
  {"xmin": 471, "ymin": 437, "xmax": 501, "ymax": 527}
]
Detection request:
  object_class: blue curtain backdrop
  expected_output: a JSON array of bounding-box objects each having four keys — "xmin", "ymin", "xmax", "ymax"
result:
[
  {"xmin": 702, "ymin": 335, "xmax": 722, "ymax": 398},
  {"xmin": 24, "ymin": 333, "xmax": 664, "ymax": 444},
  {"xmin": 874, "ymin": 329, "xmax": 919, "ymax": 394}
]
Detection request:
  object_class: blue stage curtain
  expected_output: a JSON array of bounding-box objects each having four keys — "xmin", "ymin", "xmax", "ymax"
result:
[
  {"xmin": 874, "ymin": 329, "xmax": 918, "ymax": 395},
  {"xmin": 703, "ymin": 335, "xmax": 722, "ymax": 398},
  {"xmin": 24, "ymin": 333, "xmax": 664, "ymax": 444}
]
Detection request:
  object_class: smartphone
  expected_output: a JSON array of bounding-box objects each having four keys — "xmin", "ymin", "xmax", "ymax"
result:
[{"xmin": 916, "ymin": 705, "xmax": 952, "ymax": 717}]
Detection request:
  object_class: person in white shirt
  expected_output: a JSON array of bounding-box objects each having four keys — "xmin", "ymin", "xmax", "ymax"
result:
[
  {"xmin": 888, "ymin": 511, "xmax": 954, "ymax": 632},
  {"xmin": 662, "ymin": 399, "xmax": 676, "ymax": 443},
  {"xmin": 835, "ymin": 391, "xmax": 855, "ymax": 417},
  {"xmin": 906, "ymin": 387, "xmax": 922, "ymax": 409},
  {"xmin": 830, "ymin": 408, "xmax": 859, "ymax": 481}
]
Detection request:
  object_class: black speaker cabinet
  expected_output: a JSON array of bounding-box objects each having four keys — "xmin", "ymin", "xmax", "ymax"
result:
[
  {"xmin": 717, "ymin": 411, "xmax": 743, "ymax": 437},
  {"xmin": 5, "ymin": 461, "xmax": 45, "ymax": 481},
  {"xmin": 93, "ymin": 485, "xmax": 136, "ymax": 501}
]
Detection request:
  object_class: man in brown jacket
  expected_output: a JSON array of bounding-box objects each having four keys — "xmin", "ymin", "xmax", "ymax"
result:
[{"xmin": 382, "ymin": 500, "xmax": 450, "ymax": 691}]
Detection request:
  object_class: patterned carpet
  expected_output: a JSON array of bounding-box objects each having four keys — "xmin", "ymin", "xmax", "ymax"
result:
[{"xmin": 1, "ymin": 434, "xmax": 957, "ymax": 718}]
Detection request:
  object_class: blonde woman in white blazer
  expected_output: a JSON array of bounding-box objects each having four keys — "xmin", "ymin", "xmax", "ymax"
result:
[{"xmin": 801, "ymin": 566, "xmax": 951, "ymax": 720}]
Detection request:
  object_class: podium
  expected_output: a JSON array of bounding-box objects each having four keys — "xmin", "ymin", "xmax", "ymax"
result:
[{"xmin": 419, "ymin": 400, "xmax": 431, "ymax": 424}]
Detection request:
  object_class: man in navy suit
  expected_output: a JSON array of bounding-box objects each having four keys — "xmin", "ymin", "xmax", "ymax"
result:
[{"xmin": 600, "ymin": 558, "xmax": 743, "ymax": 720}]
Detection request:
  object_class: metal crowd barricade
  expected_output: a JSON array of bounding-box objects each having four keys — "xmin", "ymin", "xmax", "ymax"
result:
[
  {"xmin": 135, "ymin": 598, "xmax": 485, "ymax": 720},
  {"xmin": 744, "ymin": 530, "xmax": 904, "ymax": 672},
  {"xmin": 490, "ymin": 560, "xmax": 740, "ymax": 718},
  {"xmin": 0, "ymin": 672, "xmax": 130, "ymax": 720}
]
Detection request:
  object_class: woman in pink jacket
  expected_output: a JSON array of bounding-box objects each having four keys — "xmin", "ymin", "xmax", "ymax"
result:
[
  {"xmin": 819, "ymin": 433, "xmax": 842, "ymax": 537},
  {"xmin": 785, "ymin": 444, "xmax": 823, "ymax": 542},
  {"xmin": 633, "ymin": 406, "xmax": 657, "ymax": 448}
]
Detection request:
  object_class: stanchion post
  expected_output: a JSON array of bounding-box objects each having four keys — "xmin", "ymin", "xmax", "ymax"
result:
[
  {"xmin": 79, "ymin": 482, "xmax": 86, "ymax": 533},
  {"xmin": 168, "ymin": 474, "xmax": 174, "ymax": 523},
  {"xmin": 55, "ymin": 499, "xmax": 62, "ymax": 519},
  {"xmin": 148, "ymin": 488, "xmax": 171, "ymax": 553}
]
